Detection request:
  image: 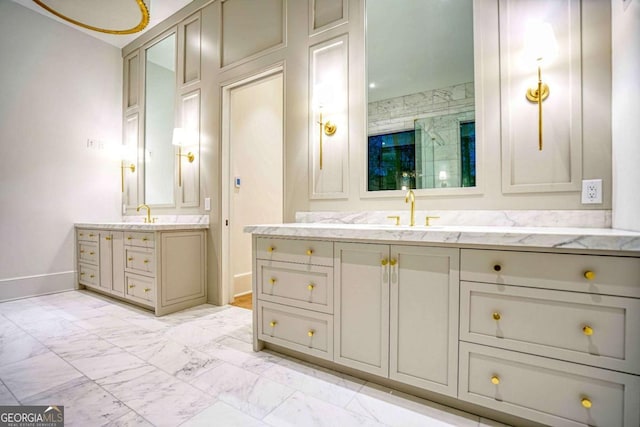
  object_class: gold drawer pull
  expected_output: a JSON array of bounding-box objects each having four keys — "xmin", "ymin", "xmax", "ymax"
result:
[
  {"xmin": 269, "ymin": 321, "xmax": 277, "ymax": 327},
  {"xmin": 142, "ymin": 237, "xmax": 148, "ymax": 241},
  {"xmin": 105, "ymin": 236, "xmax": 112, "ymax": 241},
  {"xmin": 308, "ymin": 329, "xmax": 315, "ymax": 337},
  {"xmin": 79, "ymin": 233, "xmax": 84, "ymax": 237},
  {"xmin": 144, "ymin": 288, "xmax": 151, "ymax": 293},
  {"xmin": 583, "ymin": 325, "xmax": 594, "ymax": 336},
  {"xmin": 584, "ymin": 271, "xmax": 595, "ymax": 280},
  {"xmin": 307, "ymin": 283, "xmax": 315, "ymax": 291},
  {"xmin": 493, "ymin": 264, "xmax": 502, "ymax": 272},
  {"xmin": 89, "ymin": 251, "xmax": 95, "ymax": 255},
  {"xmin": 143, "ymin": 259, "xmax": 149, "ymax": 264},
  {"xmin": 267, "ymin": 246, "xmax": 275, "ymax": 253},
  {"xmin": 581, "ymin": 397, "xmax": 592, "ymax": 409},
  {"xmin": 381, "ymin": 258, "xmax": 389, "ymax": 266},
  {"xmin": 306, "ymin": 249, "xmax": 314, "ymax": 256},
  {"xmin": 80, "ymin": 250, "xmax": 85, "ymax": 253},
  {"xmin": 127, "ymin": 236, "xmax": 132, "ymax": 240},
  {"xmin": 89, "ymin": 233, "xmax": 95, "ymax": 237},
  {"xmin": 389, "ymin": 258, "xmax": 397, "ymax": 266},
  {"xmin": 490, "ymin": 375, "xmax": 500, "ymax": 385},
  {"xmin": 128, "ymin": 284, "xmax": 135, "ymax": 288},
  {"xmin": 270, "ymin": 278, "xmax": 277, "ymax": 285},
  {"xmin": 492, "ymin": 312, "xmax": 501, "ymax": 321},
  {"xmin": 128, "ymin": 257, "xmax": 134, "ymax": 261},
  {"xmin": 89, "ymin": 274, "xmax": 95, "ymax": 278},
  {"xmin": 80, "ymin": 272, "xmax": 85, "ymax": 276}
]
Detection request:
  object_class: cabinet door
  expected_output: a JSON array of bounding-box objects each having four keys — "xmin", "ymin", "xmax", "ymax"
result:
[
  {"xmin": 99, "ymin": 231, "xmax": 125, "ymax": 296},
  {"xmin": 334, "ymin": 242, "xmax": 389, "ymax": 376},
  {"xmin": 390, "ymin": 245, "xmax": 459, "ymax": 397}
]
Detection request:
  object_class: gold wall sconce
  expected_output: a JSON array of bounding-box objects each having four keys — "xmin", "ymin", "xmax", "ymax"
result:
[
  {"xmin": 318, "ymin": 110, "xmax": 337, "ymax": 170},
  {"xmin": 121, "ymin": 161, "xmax": 136, "ymax": 193},
  {"xmin": 172, "ymin": 128, "xmax": 196, "ymax": 187},
  {"xmin": 524, "ymin": 22, "xmax": 558, "ymax": 151},
  {"xmin": 313, "ymin": 85, "xmax": 337, "ymax": 170}
]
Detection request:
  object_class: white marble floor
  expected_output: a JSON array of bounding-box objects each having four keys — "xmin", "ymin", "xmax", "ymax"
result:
[{"xmin": 0, "ymin": 291, "xmax": 508, "ymax": 427}]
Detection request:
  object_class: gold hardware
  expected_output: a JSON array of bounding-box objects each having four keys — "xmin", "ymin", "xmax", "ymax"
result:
[
  {"xmin": 318, "ymin": 111, "xmax": 337, "ymax": 170},
  {"xmin": 267, "ymin": 246, "xmax": 275, "ymax": 253},
  {"xmin": 405, "ymin": 189, "xmax": 416, "ymax": 227},
  {"xmin": 79, "ymin": 233, "xmax": 84, "ymax": 236},
  {"xmin": 491, "ymin": 375, "xmax": 500, "ymax": 385},
  {"xmin": 176, "ymin": 146, "xmax": 195, "ymax": 187},
  {"xmin": 493, "ymin": 264, "xmax": 502, "ymax": 272},
  {"xmin": 306, "ymin": 249, "xmax": 314, "ymax": 256},
  {"xmin": 143, "ymin": 259, "xmax": 149, "ymax": 264},
  {"xmin": 142, "ymin": 237, "xmax": 148, "ymax": 241},
  {"xmin": 381, "ymin": 258, "xmax": 389, "ymax": 266},
  {"xmin": 80, "ymin": 272, "xmax": 85, "ymax": 276},
  {"xmin": 425, "ymin": 216, "xmax": 440, "ymax": 226},
  {"xmin": 390, "ymin": 259, "xmax": 397, "ymax": 266},
  {"xmin": 89, "ymin": 274, "xmax": 95, "ymax": 278},
  {"xmin": 584, "ymin": 271, "xmax": 595, "ymax": 280},
  {"xmin": 32, "ymin": 0, "xmax": 149, "ymax": 35},
  {"xmin": 80, "ymin": 250, "xmax": 85, "ymax": 253},
  {"xmin": 583, "ymin": 325, "xmax": 594, "ymax": 336},
  {"xmin": 492, "ymin": 312, "xmax": 501, "ymax": 321},
  {"xmin": 89, "ymin": 233, "xmax": 95, "ymax": 237},
  {"xmin": 89, "ymin": 251, "xmax": 95, "ymax": 255},
  {"xmin": 270, "ymin": 321, "xmax": 277, "ymax": 327},
  {"xmin": 270, "ymin": 278, "xmax": 277, "ymax": 285},
  {"xmin": 105, "ymin": 236, "xmax": 111, "ymax": 241},
  {"xmin": 136, "ymin": 204, "xmax": 153, "ymax": 224},
  {"xmin": 307, "ymin": 284, "xmax": 315, "ymax": 291},
  {"xmin": 120, "ymin": 161, "xmax": 136, "ymax": 193},
  {"xmin": 308, "ymin": 329, "xmax": 315, "ymax": 337},
  {"xmin": 387, "ymin": 215, "xmax": 401, "ymax": 226},
  {"xmin": 127, "ymin": 236, "xmax": 132, "ymax": 240},
  {"xmin": 128, "ymin": 257, "xmax": 133, "ymax": 261},
  {"xmin": 129, "ymin": 284, "xmax": 135, "ymax": 288},
  {"xmin": 581, "ymin": 397, "xmax": 592, "ymax": 409},
  {"xmin": 526, "ymin": 65, "xmax": 549, "ymax": 150},
  {"xmin": 144, "ymin": 288, "xmax": 151, "ymax": 293}
]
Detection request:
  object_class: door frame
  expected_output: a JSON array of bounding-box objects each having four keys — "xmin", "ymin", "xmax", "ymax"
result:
[{"xmin": 221, "ymin": 65, "xmax": 285, "ymax": 305}]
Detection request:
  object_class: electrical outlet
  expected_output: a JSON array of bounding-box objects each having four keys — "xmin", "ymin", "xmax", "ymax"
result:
[{"xmin": 581, "ymin": 179, "xmax": 602, "ymax": 204}]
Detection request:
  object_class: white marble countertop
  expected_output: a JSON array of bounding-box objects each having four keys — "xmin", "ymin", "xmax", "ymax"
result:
[
  {"xmin": 75, "ymin": 222, "xmax": 209, "ymax": 231},
  {"xmin": 244, "ymin": 223, "xmax": 640, "ymax": 253}
]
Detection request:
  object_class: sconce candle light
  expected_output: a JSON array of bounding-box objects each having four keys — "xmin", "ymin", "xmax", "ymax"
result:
[
  {"xmin": 313, "ymin": 84, "xmax": 337, "ymax": 170},
  {"xmin": 524, "ymin": 22, "xmax": 558, "ymax": 151},
  {"xmin": 121, "ymin": 161, "xmax": 136, "ymax": 193},
  {"xmin": 172, "ymin": 128, "xmax": 195, "ymax": 187}
]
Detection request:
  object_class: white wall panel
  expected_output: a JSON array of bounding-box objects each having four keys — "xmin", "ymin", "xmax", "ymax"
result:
[
  {"xmin": 310, "ymin": 0, "xmax": 348, "ymax": 34},
  {"xmin": 179, "ymin": 90, "xmax": 201, "ymax": 206}
]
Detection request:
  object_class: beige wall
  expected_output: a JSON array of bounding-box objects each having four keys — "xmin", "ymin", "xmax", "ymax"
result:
[{"xmin": 0, "ymin": 1, "xmax": 122, "ymax": 300}]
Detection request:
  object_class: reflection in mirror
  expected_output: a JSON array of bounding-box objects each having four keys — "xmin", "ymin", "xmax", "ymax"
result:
[
  {"xmin": 366, "ymin": 0, "xmax": 475, "ymax": 191},
  {"xmin": 144, "ymin": 33, "xmax": 176, "ymax": 205}
]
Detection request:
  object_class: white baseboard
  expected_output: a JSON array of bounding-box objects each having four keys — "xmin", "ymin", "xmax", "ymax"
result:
[
  {"xmin": 0, "ymin": 271, "xmax": 76, "ymax": 302},
  {"xmin": 233, "ymin": 272, "xmax": 252, "ymax": 297}
]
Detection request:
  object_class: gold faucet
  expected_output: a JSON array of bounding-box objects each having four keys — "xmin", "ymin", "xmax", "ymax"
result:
[
  {"xmin": 136, "ymin": 204, "xmax": 153, "ymax": 223},
  {"xmin": 405, "ymin": 189, "xmax": 416, "ymax": 226}
]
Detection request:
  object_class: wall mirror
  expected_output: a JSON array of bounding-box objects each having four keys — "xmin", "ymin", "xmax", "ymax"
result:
[
  {"xmin": 366, "ymin": 0, "xmax": 476, "ymax": 192},
  {"xmin": 144, "ymin": 32, "xmax": 177, "ymax": 205}
]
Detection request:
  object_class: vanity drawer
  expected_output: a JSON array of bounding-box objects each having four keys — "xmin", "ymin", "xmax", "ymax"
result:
[
  {"xmin": 125, "ymin": 273, "xmax": 155, "ymax": 305},
  {"xmin": 124, "ymin": 232, "xmax": 155, "ymax": 248},
  {"xmin": 459, "ymin": 342, "xmax": 640, "ymax": 427},
  {"xmin": 460, "ymin": 249, "xmax": 640, "ymax": 298},
  {"xmin": 460, "ymin": 281, "xmax": 640, "ymax": 374},
  {"xmin": 257, "ymin": 260, "xmax": 333, "ymax": 314},
  {"xmin": 125, "ymin": 247, "xmax": 155, "ymax": 276},
  {"xmin": 77, "ymin": 229, "xmax": 99, "ymax": 243},
  {"xmin": 78, "ymin": 263, "xmax": 99, "ymax": 287},
  {"xmin": 258, "ymin": 301, "xmax": 333, "ymax": 361},
  {"xmin": 256, "ymin": 237, "xmax": 333, "ymax": 267},
  {"xmin": 78, "ymin": 242, "xmax": 98, "ymax": 264}
]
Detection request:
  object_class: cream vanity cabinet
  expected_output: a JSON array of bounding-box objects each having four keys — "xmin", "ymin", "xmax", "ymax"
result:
[
  {"xmin": 458, "ymin": 249, "xmax": 640, "ymax": 427},
  {"xmin": 76, "ymin": 227, "xmax": 206, "ymax": 316},
  {"xmin": 334, "ymin": 243, "xmax": 459, "ymax": 397}
]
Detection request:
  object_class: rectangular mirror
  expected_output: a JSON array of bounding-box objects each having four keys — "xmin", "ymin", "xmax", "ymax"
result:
[
  {"xmin": 366, "ymin": 0, "xmax": 475, "ymax": 192},
  {"xmin": 144, "ymin": 32, "xmax": 177, "ymax": 206}
]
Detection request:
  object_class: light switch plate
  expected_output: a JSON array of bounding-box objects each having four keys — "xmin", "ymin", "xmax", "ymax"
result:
[
  {"xmin": 204, "ymin": 197, "xmax": 211, "ymax": 211},
  {"xmin": 581, "ymin": 179, "xmax": 602, "ymax": 204}
]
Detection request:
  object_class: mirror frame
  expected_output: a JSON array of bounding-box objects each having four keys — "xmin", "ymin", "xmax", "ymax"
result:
[{"xmin": 361, "ymin": 0, "xmax": 484, "ymax": 199}]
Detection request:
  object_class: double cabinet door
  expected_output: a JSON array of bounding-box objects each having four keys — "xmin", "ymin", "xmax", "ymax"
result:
[{"xmin": 334, "ymin": 243, "xmax": 459, "ymax": 397}]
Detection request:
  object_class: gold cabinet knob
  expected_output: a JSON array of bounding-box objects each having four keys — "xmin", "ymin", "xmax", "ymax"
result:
[
  {"xmin": 143, "ymin": 259, "xmax": 149, "ymax": 264},
  {"xmin": 307, "ymin": 283, "xmax": 315, "ymax": 291},
  {"xmin": 129, "ymin": 284, "xmax": 135, "ymax": 288},
  {"xmin": 89, "ymin": 274, "xmax": 95, "ymax": 278},
  {"xmin": 105, "ymin": 236, "xmax": 111, "ymax": 241},
  {"xmin": 581, "ymin": 397, "xmax": 592, "ymax": 409},
  {"xmin": 584, "ymin": 271, "xmax": 595, "ymax": 280},
  {"xmin": 306, "ymin": 249, "xmax": 314, "ymax": 256},
  {"xmin": 267, "ymin": 246, "xmax": 275, "ymax": 253},
  {"xmin": 269, "ymin": 321, "xmax": 277, "ymax": 327},
  {"xmin": 381, "ymin": 258, "xmax": 389, "ymax": 266},
  {"xmin": 492, "ymin": 312, "xmax": 501, "ymax": 321},
  {"xmin": 89, "ymin": 233, "xmax": 95, "ymax": 237},
  {"xmin": 80, "ymin": 250, "xmax": 85, "ymax": 253},
  {"xmin": 583, "ymin": 325, "xmax": 594, "ymax": 336},
  {"xmin": 389, "ymin": 258, "xmax": 397, "ymax": 266},
  {"xmin": 269, "ymin": 278, "xmax": 277, "ymax": 285},
  {"xmin": 128, "ymin": 257, "xmax": 133, "ymax": 261},
  {"xmin": 144, "ymin": 288, "xmax": 151, "ymax": 293},
  {"xmin": 80, "ymin": 272, "xmax": 85, "ymax": 276},
  {"xmin": 142, "ymin": 237, "xmax": 148, "ymax": 241},
  {"xmin": 491, "ymin": 375, "xmax": 500, "ymax": 385},
  {"xmin": 308, "ymin": 329, "xmax": 315, "ymax": 337},
  {"xmin": 127, "ymin": 236, "xmax": 132, "ymax": 240},
  {"xmin": 79, "ymin": 233, "xmax": 84, "ymax": 237},
  {"xmin": 89, "ymin": 251, "xmax": 95, "ymax": 255},
  {"xmin": 493, "ymin": 264, "xmax": 502, "ymax": 272}
]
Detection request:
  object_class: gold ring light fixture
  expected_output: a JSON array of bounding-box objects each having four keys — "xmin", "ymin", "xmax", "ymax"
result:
[
  {"xmin": 523, "ymin": 22, "xmax": 558, "ymax": 151},
  {"xmin": 32, "ymin": 0, "xmax": 150, "ymax": 35}
]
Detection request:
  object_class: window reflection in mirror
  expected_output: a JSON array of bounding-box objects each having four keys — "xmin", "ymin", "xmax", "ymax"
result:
[
  {"xmin": 366, "ymin": 0, "xmax": 475, "ymax": 191},
  {"xmin": 144, "ymin": 33, "xmax": 176, "ymax": 205}
]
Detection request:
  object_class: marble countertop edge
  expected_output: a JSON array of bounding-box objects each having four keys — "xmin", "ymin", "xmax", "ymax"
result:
[{"xmin": 75, "ymin": 222, "xmax": 209, "ymax": 231}]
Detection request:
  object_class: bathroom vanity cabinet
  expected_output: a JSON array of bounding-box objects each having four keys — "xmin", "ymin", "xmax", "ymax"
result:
[
  {"xmin": 249, "ymin": 225, "xmax": 640, "ymax": 427},
  {"xmin": 76, "ymin": 226, "xmax": 207, "ymax": 316}
]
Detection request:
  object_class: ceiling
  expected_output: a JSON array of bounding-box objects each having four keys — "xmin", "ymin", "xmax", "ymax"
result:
[{"xmin": 11, "ymin": 0, "xmax": 193, "ymax": 48}]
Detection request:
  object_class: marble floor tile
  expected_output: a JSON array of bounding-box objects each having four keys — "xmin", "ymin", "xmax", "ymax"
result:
[
  {"xmin": 197, "ymin": 336, "xmax": 282, "ymax": 375},
  {"xmin": 346, "ymin": 382, "xmax": 480, "ymax": 427},
  {"xmin": 46, "ymin": 331, "xmax": 116, "ymax": 362},
  {"xmin": 0, "ymin": 329, "xmax": 49, "ymax": 367},
  {"xmin": 0, "ymin": 381, "xmax": 18, "ymax": 405},
  {"xmin": 190, "ymin": 362, "xmax": 294, "ymax": 419},
  {"xmin": 74, "ymin": 314, "xmax": 137, "ymax": 336},
  {"xmin": 164, "ymin": 322, "xmax": 227, "ymax": 348},
  {"xmin": 23, "ymin": 376, "xmax": 130, "ymax": 427},
  {"xmin": 144, "ymin": 340, "xmax": 224, "ymax": 381},
  {"xmin": 68, "ymin": 347, "xmax": 149, "ymax": 383},
  {"xmin": 104, "ymin": 410, "xmax": 153, "ymax": 427},
  {"xmin": 19, "ymin": 316, "xmax": 89, "ymax": 346},
  {"xmin": 263, "ymin": 391, "xmax": 386, "ymax": 427},
  {"xmin": 181, "ymin": 401, "xmax": 268, "ymax": 427},
  {"xmin": 0, "ymin": 352, "xmax": 83, "ymax": 401},
  {"xmin": 1, "ymin": 305, "xmax": 67, "ymax": 328},
  {"xmin": 100, "ymin": 328, "xmax": 170, "ymax": 357}
]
